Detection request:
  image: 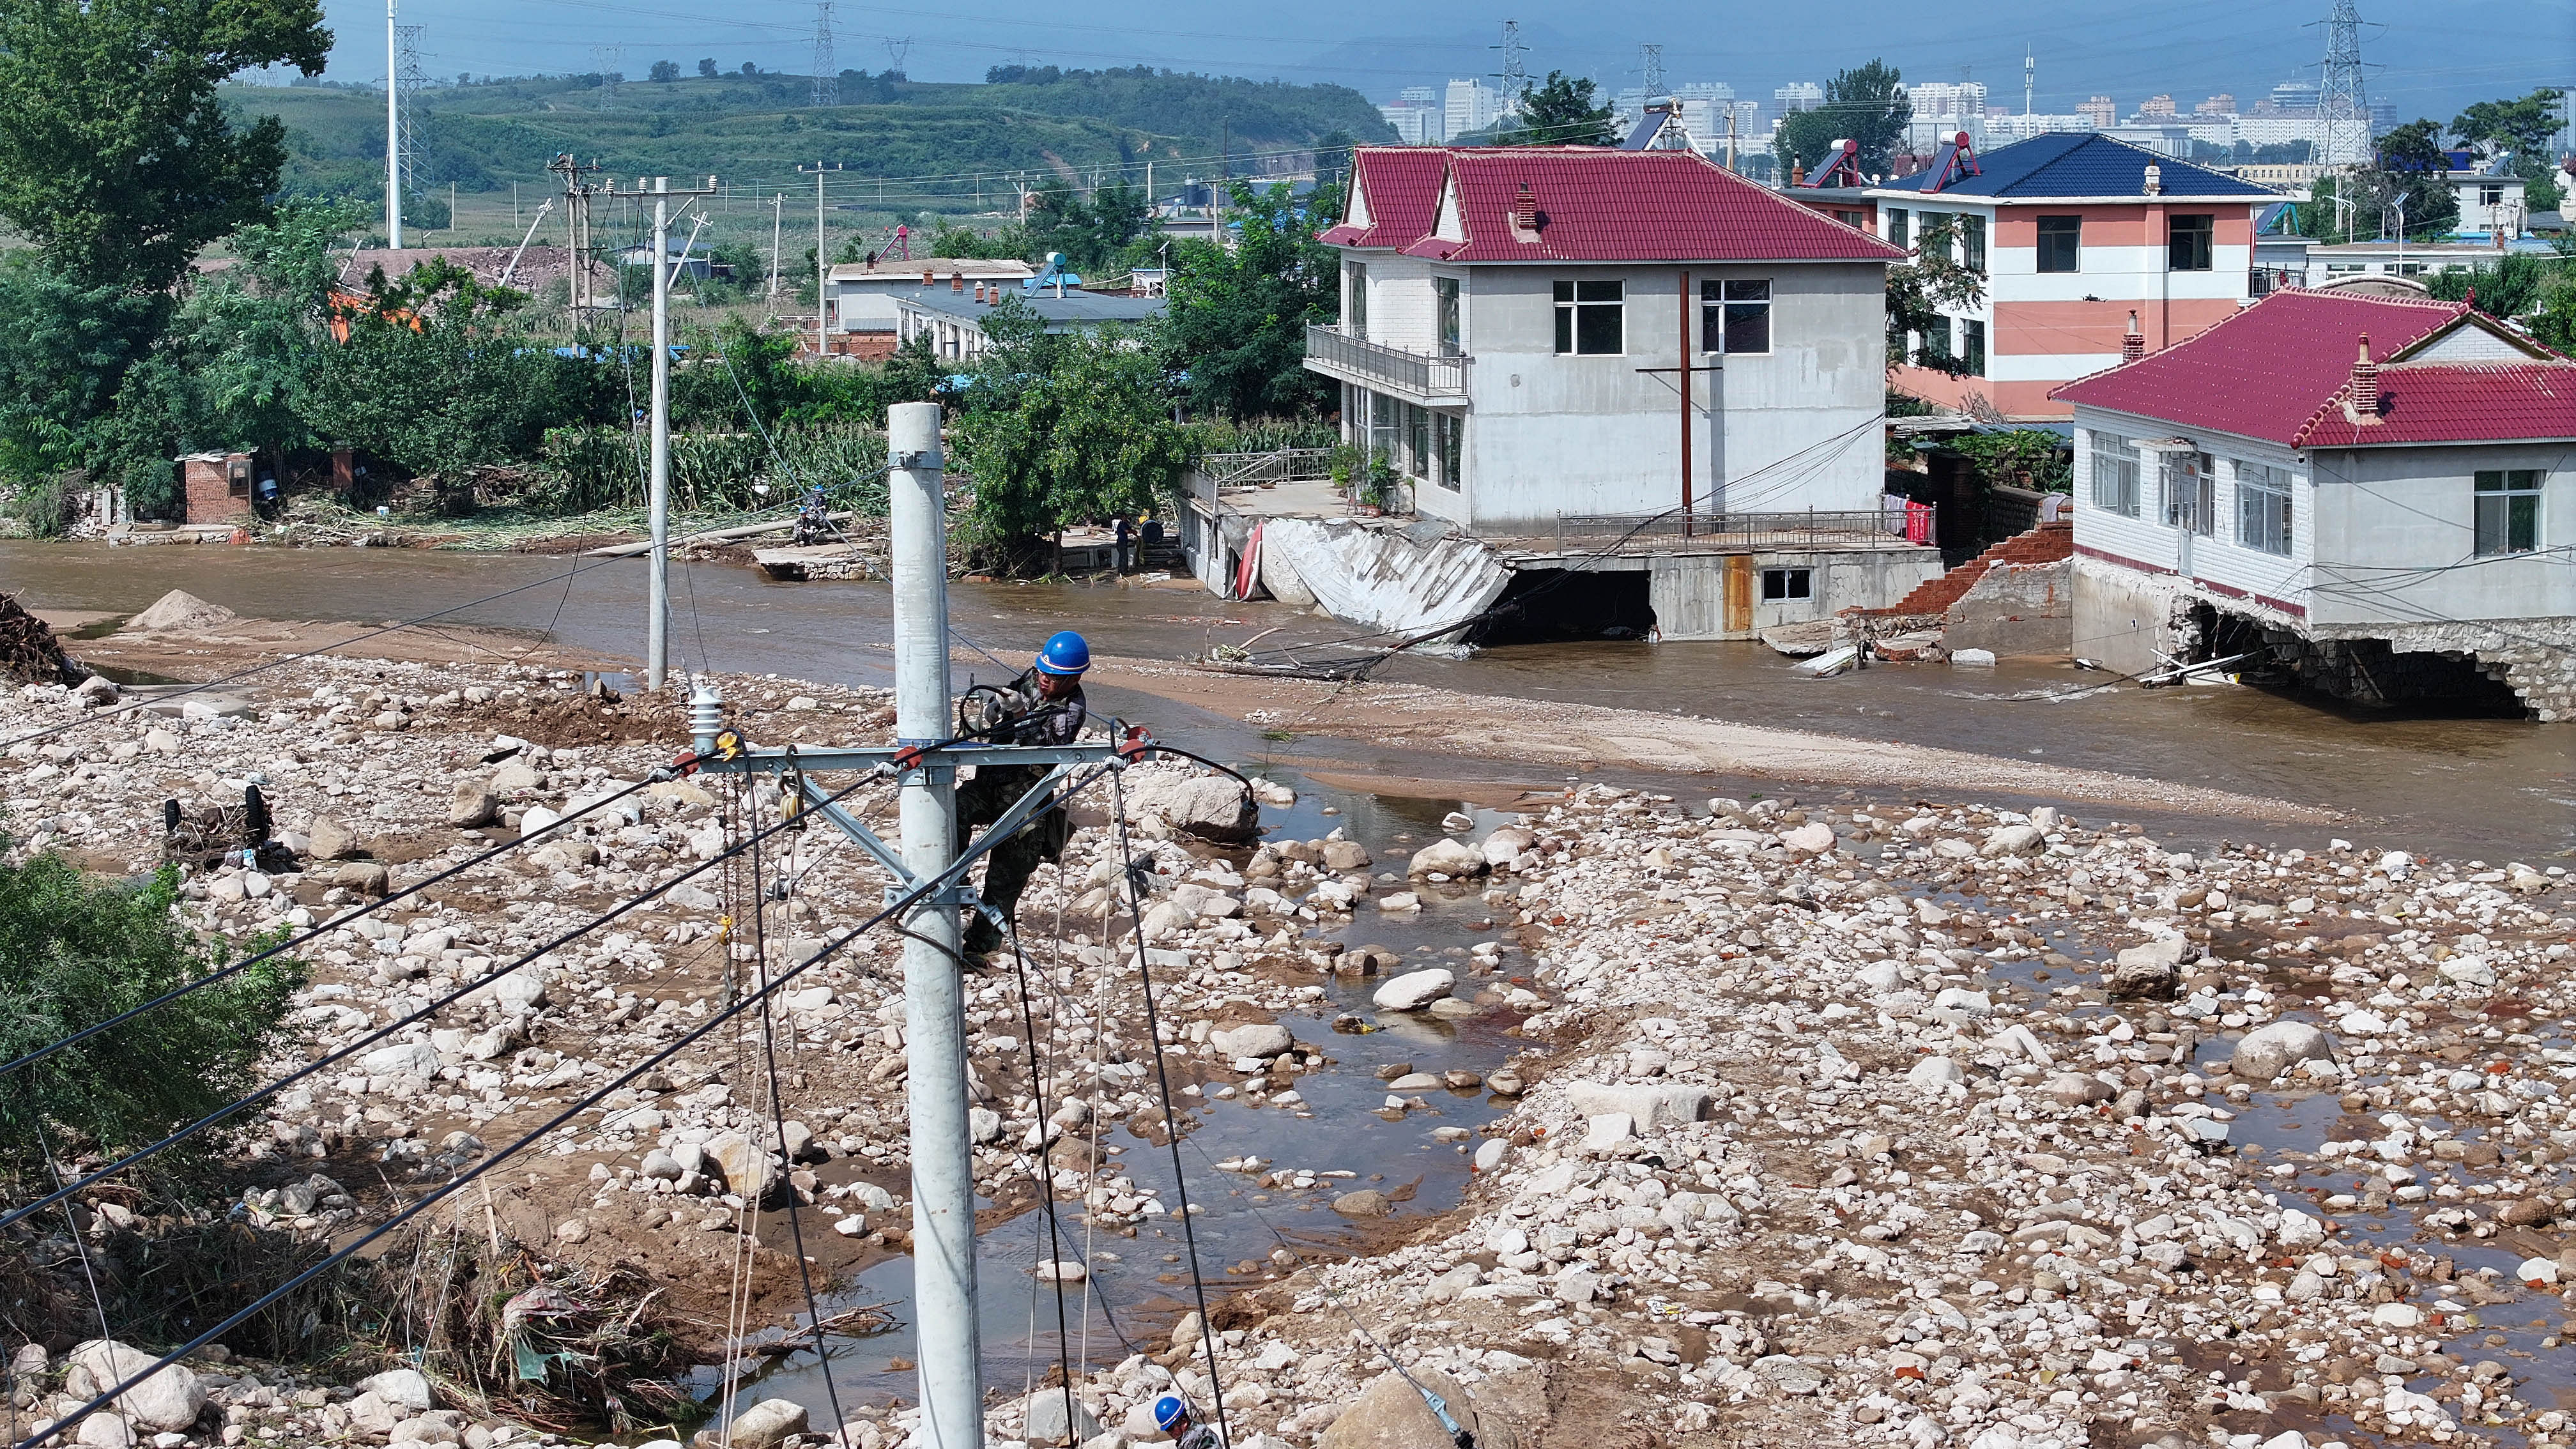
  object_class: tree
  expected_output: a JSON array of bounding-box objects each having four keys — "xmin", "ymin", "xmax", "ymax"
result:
[
  {"xmin": 0, "ymin": 852, "xmax": 304, "ymax": 1181},
  {"xmin": 1886, "ymin": 216, "xmax": 1984, "ymax": 376},
  {"xmin": 1775, "ymin": 60, "xmax": 1911, "ymax": 181},
  {"xmin": 0, "ymin": 0, "xmax": 331, "ymax": 294},
  {"xmin": 738, "ymin": 61, "xmax": 757, "ymax": 77},
  {"xmin": 2421, "ymin": 252, "xmax": 2554, "ymax": 320},
  {"xmin": 697, "ymin": 57, "xmax": 717, "ymax": 77},
  {"xmin": 951, "ymin": 297, "xmax": 1187, "ymax": 564},
  {"xmin": 1158, "ymin": 179, "xmax": 1340, "ymax": 420},
  {"xmin": 649, "ymin": 59, "xmax": 680, "ymax": 82},
  {"xmin": 2452, "ymin": 88, "xmax": 2568, "ymax": 213},
  {"xmin": 1503, "ymin": 70, "xmax": 1615, "ymax": 146},
  {"xmin": 2363, "ymin": 119, "xmax": 2460, "ymax": 238}
]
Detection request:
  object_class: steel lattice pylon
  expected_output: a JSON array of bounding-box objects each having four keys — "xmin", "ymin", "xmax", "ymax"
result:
[
  {"xmin": 811, "ymin": 3, "xmax": 837, "ymax": 108},
  {"xmin": 2313, "ymin": 0, "xmax": 2373, "ymax": 167}
]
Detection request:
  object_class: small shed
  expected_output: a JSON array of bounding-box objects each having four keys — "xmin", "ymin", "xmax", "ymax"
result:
[{"xmin": 178, "ymin": 452, "xmax": 254, "ymax": 525}]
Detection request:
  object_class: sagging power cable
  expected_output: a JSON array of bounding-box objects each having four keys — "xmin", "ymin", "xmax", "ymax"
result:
[{"xmin": 0, "ymin": 765, "xmax": 887, "ymax": 1239}]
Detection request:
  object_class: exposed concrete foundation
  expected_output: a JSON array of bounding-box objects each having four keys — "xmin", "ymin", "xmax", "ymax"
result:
[
  {"xmin": 2298, "ymin": 618, "xmax": 2576, "ymax": 721},
  {"xmin": 1945, "ymin": 558, "xmax": 2073, "ymax": 659},
  {"xmin": 2072, "ymin": 557, "xmax": 2196, "ymax": 675}
]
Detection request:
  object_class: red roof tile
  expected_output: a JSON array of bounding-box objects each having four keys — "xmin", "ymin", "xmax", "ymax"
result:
[
  {"xmin": 2294, "ymin": 362, "xmax": 2576, "ymax": 448},
  {"xmin": 2050, "ymin": 289, "xmax": 2495, "ymax": 445},
  {"xmin": 1322, "ymin": 146, "xmax": 1903, "ymax": 264},
  {"xmin": 1317, "ymin": 148, "xmax": 1450, "ymax": 249}
]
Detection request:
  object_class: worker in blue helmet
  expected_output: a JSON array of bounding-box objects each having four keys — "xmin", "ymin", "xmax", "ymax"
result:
[
  {"xmin": 1153, "ymin": 1394, "xmax": 1223, "ymax": 1449},
  {"xmin": 954, "ymin": 631, "xmax": 1091, "ymax": 958}
]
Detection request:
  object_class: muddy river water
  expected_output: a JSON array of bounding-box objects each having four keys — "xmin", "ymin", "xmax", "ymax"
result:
[{"xmin": 6, "ymin": 540, "xmax": 2575, "ymax": 1428}]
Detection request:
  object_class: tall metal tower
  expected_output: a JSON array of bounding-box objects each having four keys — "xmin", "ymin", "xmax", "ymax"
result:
[
  {"xmin": 883, "ymin": 35, "xmax": 912, "ymax": 80},
  {"xmin": 1492, "ymin": 20, "xmax": 1526, "ymax": 108},
  {"xmin": 396, "ymin": 24, "xmax": 425, "ymax": 212},
  {"xmin": 589, "ymin": 44, "xmax": 622, "ymax": 111},
  {"xmin": 2312, "ymin": 0, "xmax": 2372, "ymax": 166},
  {"xmin": 811, "ymin": 3, "xmax": 837, "ymax": 107},
  {"xmin": 2024, "ymin": 47, "xmax": 2034, "ymax": 116},
  {"xmin": 1639, "ymin": 43, "xmax": 1664, "ymax": 98}
]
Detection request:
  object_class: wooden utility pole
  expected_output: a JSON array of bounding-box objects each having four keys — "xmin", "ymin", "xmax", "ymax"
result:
[{"xmin": 1635, "ymin": 270, "xmax": 1722, "ymax": 537}]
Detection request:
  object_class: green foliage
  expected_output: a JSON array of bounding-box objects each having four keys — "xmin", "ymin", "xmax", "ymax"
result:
[
  {"xmin": 2420, "ymin": 253, "xmax": 2558, "ymax": 319},
  {"xmin": 1887, "ymin": 217, "xmax": 1985, "ymax": 375},
  {"xmin": 0, "ymin": 256, "xmax": 171, "ymax": 494},
  {"xmin": 2530, "ymin": 249, "xmax": 2576, "ymax": 356},
  {"xmin": 0, "ymin": 0, "xmax": 330, "ymax": 293},
  {"xmin": 951, "ymin": 296, "xmax": 1189, "ymax": 562},
  {"xmin": 2359, "ymin": 119, "xmax": 2461, "ymax": 236},
  {"xmin": 2451, "ymin": 89, "xmax": 2566, "ymax": 164},
  {"xmin": 1775, "ymin": 61, "xmax": 1911, "ymax": 181},
  {"xmin": 537, "ymin": 420, "xmax": 887, "ymax": 516},
  {"xmin": 0, "ymin": 852, "xmax": 305, "ymax": 1179},
  {"xmin": 920, "ymin": 224, "xmax": 1027, "ymax": 261},
  {"xmin": 1023, "ymin": 179, "xmax": 1156, "ymax": 272},
  {"xmin": 300, "ymin": 259, "xmax": 607, "ymax": 479},
  {"xmin": 1947, "ymin": 429, "xmax": 2072, "ymax": 494},
  {"xmin": 1159, "ymin": 180, "xmax": 1340, "ymax": 421},
  {"xmin": 649, "ymin": 59, "xmax": 680, "ymax": 83},
  {"xmin": 1501, "ymin": 71, "xmax": 1616, "ymax": 146}
]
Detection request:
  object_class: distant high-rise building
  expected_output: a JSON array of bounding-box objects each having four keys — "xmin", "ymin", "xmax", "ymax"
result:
[
  {"xmin": 1446, "ymin": 78, "xmax": 1503, "ymax": 139},
  {"xmin": 1399, "ymin": 86, "xmax": 1438, "ymax": 105},
  {"xmin": 2078, "ymin": 95, "xmax": 2117, "ymax": 128},
  {"xmin": 1906, "ymin": 80, "xmax": 1988, "ymax": 122},
  {"xmin": 1774, "ymin": 81, "xmax": 1823, "ymax": 113},
  {"xmin": 2196, "ymin": 94, "xmax": 2237, "ymax": 115},
  {"xmin": 1379, "ymin": 103, "xmax": 1439, "ymax": 144},
  {"xmin": 2267, "ymin": 79, "xmax": 2320, "ymax": 116},
  {"xmin": 2138, "ymin": 94, "xmax": 2177, "ymax": 119}
]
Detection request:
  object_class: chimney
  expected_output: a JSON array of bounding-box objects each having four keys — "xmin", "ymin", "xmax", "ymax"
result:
[
  {"xmin": 1510, "ymin": 181, "xmax": 1540, "ymax": 239},
  {"xmin": 1790, "ymin": 161, "xmax": 1807, "ymax": 187},
  {"xmin": 972, "ymin": 281, "xmax": 986, "ymax": 303},
  {"xmin": 2142, "ymin": 162, "xmax": 2163, "ymax": 197},
  {"xmin": 951, "ymin": 272, "xmax": 965, "ymax": 293},
  {"xmin": 2347, "ymin": 334, "xmax": 2381, "ymax": 424},
  {"xmin": 2121, "ymin": 310, "xmax": 2144, "ymax": 362},
  {"xmin": 921, "ymin": 268, "xmax": 933, "ymax": 287}
]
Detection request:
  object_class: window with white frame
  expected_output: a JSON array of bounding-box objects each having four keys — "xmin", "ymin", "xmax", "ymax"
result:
[
  {"xmin": 2165, "ymin": 451, "xmax": 2214, "ymax": 535},
  {"xmin": 1699, "ymin": 279, "xmax": 1770, "ymax": 355},
  {"xmin": 2474, "ymin": 469, "xmax": 2542, "ymax": 556},
  {"xmin": 2235, "ymin": 461, "xmax": 2293, "ymax": 555},
  {"xmin": 2090, "ymin": 431, "xmax": 2141, "ymax": 517},
  {"xmin": 1434, "ymin": 276, "xmax": 1460, "ymax": 356},
  {"xmin": 1553, "ymin": 279, "xmax": 1624, "ymax": 355}
]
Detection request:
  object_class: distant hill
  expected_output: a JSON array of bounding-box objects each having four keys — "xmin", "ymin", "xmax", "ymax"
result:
[{"xmin": 231, "ymin": 66, "xmax": 1395, "ymax": 227}]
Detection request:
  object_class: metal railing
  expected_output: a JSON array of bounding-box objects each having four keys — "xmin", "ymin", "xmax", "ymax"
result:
[
  {"xmin": 1303, "ymin": 324, "xmax": 1469, "ymax": 398},
  {"xmin": 1199, "ymin": 448, "xmax": 1335, "ymax": 487},
  {"xmin": 1511, "ymin": 507, "xmax": 1937, "ymax": 557}
]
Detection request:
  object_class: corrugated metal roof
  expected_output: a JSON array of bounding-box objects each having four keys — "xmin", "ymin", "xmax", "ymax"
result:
[
  {"xmin": 1880, "ymin": 132, "xmax": 2279, "ymax": 199},
  {"xmin": 898, "ymin": 291, "xmax": 1164, "ymax": 325},
  {"xmin": 1326, "ymin": 146, "xmax": 1901, "ymax": 264},
  {"xmin": 2052, "ymin": 288, "xmax": 2576, "ymax": 447}
]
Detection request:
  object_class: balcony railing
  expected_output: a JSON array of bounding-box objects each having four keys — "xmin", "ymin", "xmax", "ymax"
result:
[
  {"xmin": 1303, "ymin": 324, "xmax": 1468, "ymax": 399},
  {"xmin": 1199, "ymin": 448, "xmax": 1335, "ymax": 487},
  {"xmin": 1506, "ymin": 507, "xmax": 1936, "ymax": 557}
]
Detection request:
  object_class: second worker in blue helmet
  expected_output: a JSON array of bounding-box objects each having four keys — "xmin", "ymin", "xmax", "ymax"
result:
[{"xmin": 956, "ymin": 631, "xmax": 1090, "ymax": 958}]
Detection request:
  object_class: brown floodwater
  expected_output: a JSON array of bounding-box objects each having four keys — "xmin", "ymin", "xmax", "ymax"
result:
[{"xmin": 4, "ymin": 540, "xmax": 2569, "ymax": 862}]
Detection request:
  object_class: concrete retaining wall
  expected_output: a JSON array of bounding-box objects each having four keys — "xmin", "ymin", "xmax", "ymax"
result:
[
  {"xmin": 1946, "ymin": 558, "xmax": 2074, "ymax": 658},
  {"xmin": 2073, "ymin": 557, "xmax": 2195, "ymax": 675}
]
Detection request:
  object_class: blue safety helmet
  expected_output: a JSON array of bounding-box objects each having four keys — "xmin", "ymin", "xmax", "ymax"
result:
[
  {"xmin": 1035, "ymin": 630, "xmax": 1091, "ymax": 677},
  {"xmin": 1153, "ymin": 1395, "xmax": 1190, "ymax": 1434}
]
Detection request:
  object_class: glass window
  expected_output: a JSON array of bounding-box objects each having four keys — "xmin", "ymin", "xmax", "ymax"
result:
[
  {"xmin": 1406, "ymin": 402, "xmax": 1429, "ymax": 479},
  {"xmin": 1918, "ymin": 316, "xmax": 1951, "ymax": 367},
  {"xmin": 2235, "ymin": 461, "xmax": 2293, "ymax": 556},
  {"xmin": 2474, "ymin": 469, "xmax": 2542, "ymax": 556},
  {"xmin": 1961, "ymin": 319, "xmax": 1985, "ymax": 376},
  {"xmin": 1885, "ymin": 207, "xmax": 1909, "ymax": 248},
  {"xmin": 2091, "ymin": 432, "xmax": 2141, "ymax": 518},
  {"xmin": 1700, "ymin": 279, "xmax": 1770, "ymax": 355},
  {"xmin": 1434, "ymin": 276, "xmax": 1460, "ymax": 356},
  {"xmin": 1436, "ymin": 413, "xmax": 1463, "ymax": 491},
  {"xmin": 1960, "ymin": 214, "xmax": 1987, "ymax": 273},
  {"xmin": 1346, "ymin": 262, "xmax": 1368, "ymax": 335},
  {"xmin": 2168, "ymin": 214, "xmax": 2214, "ymax": 271},
  {"xmin": 1554, "ymin": 279, "xmax": 1624, "ymax": 355},
  {"xmin": 1761, "ymin": 568, "xmax": 1812, "ymax": 601},
  {"xmin": 2036, "ymin": 215, "xmax": 2082, "ymax": 273},
  {"xmin": 2165, "ymin": 451, "xmax": 2215, "ymax": 535}
]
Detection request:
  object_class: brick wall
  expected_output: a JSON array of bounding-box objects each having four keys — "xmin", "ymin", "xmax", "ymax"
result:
[{"xmin": 181, "ymin": 454, "xmax": 251, "ymax": 525}]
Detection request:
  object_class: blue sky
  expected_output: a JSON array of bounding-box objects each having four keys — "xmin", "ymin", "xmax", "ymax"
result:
[{"xmin": 301, "ymin": 0, "xmax": 2570, "ymax": 128}]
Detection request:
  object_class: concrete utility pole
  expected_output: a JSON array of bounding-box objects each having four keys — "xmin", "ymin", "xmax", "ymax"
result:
[
  {"xmin": 801, "ymin": 162, "xmax": 843, "ymax": 358},
  {"xmin": 886, "ymin": 399, "xmax": 981, "ymax": 1446},
  {"xmin": 612, "ymin": 174, "xmax": 721, "ymax": 691},
  {"xmin": 385, "ymin": 0, "xmax": 402, "ymax": 247},
  {"xmin": 769, "ymin": 194, "xmax": 785, "ymax": 299}
]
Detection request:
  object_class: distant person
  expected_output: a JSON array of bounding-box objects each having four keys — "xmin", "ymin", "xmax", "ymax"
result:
[
  {"xmin": 1139, "ymin": 512, "xmax": 1163, "ymax": 563},
  {"xmin": 1153, "ymin": 1395, "xmax": 1222, "ymax": 1449},
  {"xmin": 954, "ymin": 631, "xmax": 1089, "ymax": 958},
  {"xmin": 1114, "ymin": 515, "xmax": 1132, "ymax": 572}
]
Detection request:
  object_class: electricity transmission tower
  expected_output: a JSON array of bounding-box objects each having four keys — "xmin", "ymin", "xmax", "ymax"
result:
[
  {"xmin": 811, "ymin": 3, "xmax": 836, "ymax": 107},
  {"xmin": 2312, "ymin": 0, "xmax": 2372, "ymax": 167},
  {"xmin": 396, "ymin": 25, "xmax": 425, "ymax": 216},
  {"xmin": 1639, "ymin": 43, "xmax": 1664, "ymax": 98},
  {"xmin": 883, "ymin": 35, "xmax": 912, "ymax": 79},
  {"xmin": 1492, "ymin": 20, "xmax": 1526, "ymax": 108},
  {"xmin": 590, "ymin": 44, "xmax": 622, "ymax": 111}
]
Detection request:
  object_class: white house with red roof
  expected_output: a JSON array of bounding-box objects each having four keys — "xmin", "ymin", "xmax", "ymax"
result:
[
  {"xmin": 1310, "ymin": 146, "xmax": 1906, "ymax": 537},
  {"xmin": 2051, "ymin": 288, "xmax": 2576, "ymax": 716}
]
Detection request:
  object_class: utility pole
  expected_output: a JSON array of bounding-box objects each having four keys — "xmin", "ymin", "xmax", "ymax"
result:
[
  {"xmin": 2024, "ymin": 47, "xmax": 2034, "ymax": 117},
  {"xmin": 801, "ymin": 162, "xmax": 843, "ymax": 359},
  {"xmin": 885, "ymin": 397, "xmax": 981, "ymax": 1449},
  {"xmin": 608, "ymin": 174, "xmax": 721, "ymax": 692},
  {"xmin": 548, "ymin": 154, "xmax": 603, "ymax": 313},
  {"xmin": 385, "ymin": 0, "xmax": 402, "ymax": 246},
  {"xmin": 769, "ymin": 194, "xmax": 785, "ymax": 299}
]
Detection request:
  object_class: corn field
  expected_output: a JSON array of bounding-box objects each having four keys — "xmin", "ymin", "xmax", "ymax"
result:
[{"xmin": 539, "ymin": 423, "xmax": 891, "ymax": 515}]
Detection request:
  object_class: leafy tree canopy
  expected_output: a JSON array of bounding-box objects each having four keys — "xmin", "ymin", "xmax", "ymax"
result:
[
  {"xmin": 0, "ymin": 852, "xmax": 304, "ymax": 1181},
  {"xmin": 1158, "ymin": 179, "xmax": 1339, "ymax": 421},
  {"xmin": 1503, "ymin": 71, "xmax": 1616, "ymax": 146},
  {"xmin": 1775, "ymin": 60, "xmax": 1911, "ymax": 181},
  {"xmin": 1886, "ymin": 215, "xmax": 1985, "ymax": 376},
  {"xmin": 0, "ymin": 0, "xmax": 330, "ymax": 293},
  {"xmin": 2451, "ymin": 89, "xmax": 2566, "ymax": 160}
]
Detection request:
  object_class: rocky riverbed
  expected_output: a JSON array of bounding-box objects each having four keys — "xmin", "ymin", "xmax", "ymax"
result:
[{"xmin": 6, "ymin": 652, "xmax": 2576, "ymax": 1449}]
